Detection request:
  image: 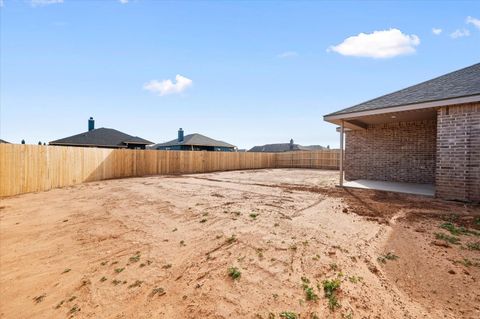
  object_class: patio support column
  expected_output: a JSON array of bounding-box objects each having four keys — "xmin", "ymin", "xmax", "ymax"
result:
[{"xmin": 339, "ymin": 120, "xmax": 344, "ymax": 186}]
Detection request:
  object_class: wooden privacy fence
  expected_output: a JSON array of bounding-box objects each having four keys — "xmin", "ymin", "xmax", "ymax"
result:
[{"xmin": 0, "ymin": 144, "xmax": 339, "ymax": 197}]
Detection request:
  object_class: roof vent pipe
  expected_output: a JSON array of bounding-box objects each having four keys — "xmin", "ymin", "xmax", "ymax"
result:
[
  {"xmin": 178, "ymin": 128, "xmax": 184, "ymax": 142},
  {"xmin": 88, "ymin": 117, "xmax": 95, "ymax": 131}
]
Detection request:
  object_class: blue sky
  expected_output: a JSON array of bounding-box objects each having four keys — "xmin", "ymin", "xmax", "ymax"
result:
[{"xmin": 1, "ymin": 0, "xmax": 479, "ymax": 149}]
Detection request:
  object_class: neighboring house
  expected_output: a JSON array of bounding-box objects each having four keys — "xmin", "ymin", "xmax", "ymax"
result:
[
  {"xmin": 249, "ymin": 139, "xmax": 325, "ymax": 152},
  {"xmin": 324, "ymin": 63, "xmax": 480, "ymax": 202},
  {"xmin": 151, "ymin": 128, "xmax": 236, "ymax": 152},
  {"xmin": 49, "ymin": 117, "xmax": 154, "ymax": 149}
]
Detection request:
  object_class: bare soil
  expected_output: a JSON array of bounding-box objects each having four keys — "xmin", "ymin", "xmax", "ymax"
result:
[{"xmin": 0, "ymin": 169, "xmax": 479, "ymax": 319}]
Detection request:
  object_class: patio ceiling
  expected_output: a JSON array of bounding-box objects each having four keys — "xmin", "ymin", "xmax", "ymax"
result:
[{"xmin": 337, "ymin": 107, "xmax": 438, "ymax": 130}]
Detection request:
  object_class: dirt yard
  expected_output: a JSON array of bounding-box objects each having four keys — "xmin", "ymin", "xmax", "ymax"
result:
[{"xmin": 1, "ymin": 169, "xmax": 479, "ymax": 319}]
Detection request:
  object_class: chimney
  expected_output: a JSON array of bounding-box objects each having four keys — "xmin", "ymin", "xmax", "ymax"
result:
[
  {"xmin": 289, "ymin": 138, "xmax": 294, "ymax": 151},
  {"xmin": 88, "ymin": 117, "xmax": 95, "ymax": 131},
  {"xmin": 178, "ymin": 128, "xmax": 184, "ymax": 142}
]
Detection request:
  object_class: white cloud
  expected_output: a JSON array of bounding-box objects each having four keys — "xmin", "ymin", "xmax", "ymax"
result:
[
  {"xmin": 277, "ymin": 51, "xmax": 298, "ymax": 58},
  {"xmin": 432, "ymin": 28, "xmax": 442, "ymax": 35},
  {"xmin": 466, "ymin": 16, "xmax": 480, "ymax": 29},
  {"xmin": 30, "ymin": 0, "xmax": 63, "ymax": 7},
  {"xmin": 119, "ymin": 0, "xmax": 129, "ymax": 3},
  {"xmin": 328, "ymin": 28, "xmax": 420, "ymax": 59},
  {"xmin": 450, "ymin": 28, "xmax": 470, "ymax": 39},
  {"xmin": 143, "ymin": 75, "xmax": 193, "ymax": 96}
]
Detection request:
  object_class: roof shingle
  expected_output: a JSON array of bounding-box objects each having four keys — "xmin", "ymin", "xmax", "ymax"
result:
[
  {"xmin": 151, "ymin": 133, "xmax": 235, "ymax": 149},
  {"xmin": 325, "ymin": 63, "xmax": 480, "ymax": 117},
  {"xmin": 49, "ymin": 128, "xmax": 153, "ymax": 148}
]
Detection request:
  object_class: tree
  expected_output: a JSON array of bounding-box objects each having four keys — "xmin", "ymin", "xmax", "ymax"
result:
[
  {"xmin": 38, "ymin": 141, "xmax": 42, "ymax": 145},
  {"xmin": 21, "ymin": 139, "xmax": 25, "ymax": 144}
]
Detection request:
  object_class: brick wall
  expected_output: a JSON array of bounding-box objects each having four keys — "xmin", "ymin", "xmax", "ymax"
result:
[
  {"xmin": 436, "ymin": 103, "xmax": 480, "ymax": 202},
  {"xmin": 345, "ymin": 119, "xmax": 437, "ymax": 184}
]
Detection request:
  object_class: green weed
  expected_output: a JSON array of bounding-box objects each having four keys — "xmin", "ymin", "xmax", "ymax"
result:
[
  {"xmin": 228, "ymin": 267, "xmax": 241, "ymax": 280},
  {"xmin": 279, "ymin": 312, "xmax": 297, "ymax": 319},
  {"xmin": 377, "ymin": 252, "xmax": 399, "ymax": 264},
  {"xmin": 128, "ymin": 280, "xmax": 143, "ymax": 288},
  {"xmin": 467, "ymin": 241, "xmax": 480, "ymax": 251},
  {"xmin": 440, "ymin": 222, "xmax": 480, "ymax": 236},
  {"xmin": 435, "ymin": 232, "xmax": 461, "ymax": 244},
  {"xmin": 129, "ymin": 251, "xmax": 141, "ymax": 263},
  {"xmin": 322, "ymin": 279, "xmax": 341, "ymax": 311}
]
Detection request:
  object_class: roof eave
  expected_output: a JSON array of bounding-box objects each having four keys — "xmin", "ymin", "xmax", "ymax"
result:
[{"xmin": 324, "ymin": 94, "xmax": 480, "ymax": 125}]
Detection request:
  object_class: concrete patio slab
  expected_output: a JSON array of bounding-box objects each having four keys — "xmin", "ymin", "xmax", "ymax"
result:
[{"xmin": 342, "ymin": 179, "xmax": 435, "ymax": 196}]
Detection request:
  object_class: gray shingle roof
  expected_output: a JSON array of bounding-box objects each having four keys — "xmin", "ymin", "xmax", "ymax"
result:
[
  {"xmin": 152, "ymin": 133, "xmax": 235, "ymax": 149},
  {"xmin": 49, "ymin": 128, "xmax": 153, "ymax": 148},
  {"xmin": 249, "ymin": 143, "xmax": 325, "ymax": 152},
  {"xmin": 326, "ymin": 63, "xmax": 480, "ymax": 117}
]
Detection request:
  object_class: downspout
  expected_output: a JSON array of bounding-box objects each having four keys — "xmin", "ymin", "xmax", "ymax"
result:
[{"xmin": 339, "ymin": 120, "xmax": 344, "ymax": 186}]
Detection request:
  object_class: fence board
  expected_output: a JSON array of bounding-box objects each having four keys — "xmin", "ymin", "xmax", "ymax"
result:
[{"xmin": 0, "ymin": 144, "xmax": 339, "ymax": 197}]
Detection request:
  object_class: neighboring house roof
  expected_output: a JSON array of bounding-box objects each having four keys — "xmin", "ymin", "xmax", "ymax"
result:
[
  {"xmin": 249, "ymin": 143, "xmax": 325, "ymax": 152},
  {"xmin": 49, "ymin": 128, "xmax": 154, "ymax": 148},
  {"xmin": 325, "ymin": 63, "xmax": 480, "ymax": 118},
  {"xmin": 0, "ymin": 139, "xmax": 10, "ymax": 144},
  {"xmin": 152, "ymin": 133, "xmax": 235, "ymax": 149}
]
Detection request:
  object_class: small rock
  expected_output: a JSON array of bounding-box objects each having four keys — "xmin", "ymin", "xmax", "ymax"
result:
[
  {"xmin": 342, "ymin": 208, "xmax": 348, "ymax": 213},
  {"xmin": 448, "ymin": 269, "xmax": 456, "ymax": 275}
]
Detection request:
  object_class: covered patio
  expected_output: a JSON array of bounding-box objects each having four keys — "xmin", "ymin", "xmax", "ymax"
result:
[
  {"xmin": 342, "ymin": 179, "xmax": 435, "ymax": 197},
  {"xmin": 324, "ymin": 63, "xmax": 480, "ymax": 201}
]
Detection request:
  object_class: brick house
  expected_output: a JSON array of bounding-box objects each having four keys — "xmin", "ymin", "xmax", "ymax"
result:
[{"xmin": 324, "ymin": 63, "xmax": 480, "ymax": 202}]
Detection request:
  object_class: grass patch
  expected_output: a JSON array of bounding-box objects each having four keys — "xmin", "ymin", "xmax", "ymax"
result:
[
  {"xmin": 249, "ymin": 213, "xmax": 259, "ymax": 220},
  {"xmin": 322, "ymin": 279, "xmax": 341, "ymax": 311},
  {"xmin": 68, "ymin": 305, "xmax": 80, "ymax": 315},
  {"xmin": 100, "ymin": 276, "xmax": 107, "ymax": 282},
  {"xmin": 114, "ymin": 267, "xmax": 125, "ymax": 274},
  {"xmin": 435, "ymin": 232, "xmax": 461, "ymax": 245},
  {"xmin": 100, "ymin": 261, "xmax": 108, "ymax": 266},
  {"xmin": 467, "ymin": 241, "xmax": 480, "ymax": 251},
  {"xmin": 112, "ymin": 279, "xmax": 122, "ymax": 285},
  {"xmin": 162, "ymin": 264, "xmax": 172, "ymax": 269},
  {"xmin": 348, "ymin": 275, "xmax": 363, "ymax": 284},
  {"xmin": 300, "ymin": 277, "xmax": 319, "ymax": 301},
  {"xmin": 62, "ymin": 268, "xmax": 71, "ymax": 274},
  {"xmin": 129, "ymin": 251, "xmax": 141, "ymax": 263},
  {"xmin": 180, "ymin": 240, "xmax": 186, "ymax": 246},
  {"xmin": 68, "ymin": 296, "xmax": 76, "ymax": 302},
  {"xmin": 377, "ymin": 252, "xmax": 399, "ymax": 264},
  {"xmin": 199, "ymin": 218, "xmax": 207, "ymax": 223},
  {"xmin": 440, "ymin": 222, "xmax": 480, "ymax": 237},
  {"xmin": 228, "ymin": 267, "xmax": 241, "ymax": 280},
  {"xmin": 279, "ymin": 312, "xmax": 297, "ymax": 319},
  {"xmin": 128, "ymin": 280, "xmax": 143, "ymax": 289},
  {"xmin": 454, "ymin": 258, "xmax": 480, "ymax": 268}
]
